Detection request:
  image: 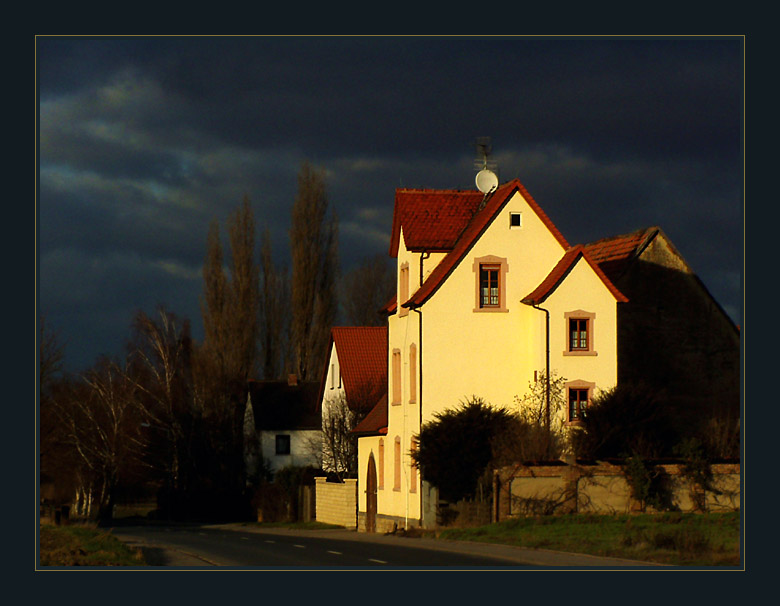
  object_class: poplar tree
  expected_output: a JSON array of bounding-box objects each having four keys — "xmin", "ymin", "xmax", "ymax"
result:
[
  {"xmin": 289, "ymin": 162, "xmax": 339, "ymax": 381},
  {"xmin": 258, "ymin": 227, "xmax": 290, "ymax": 380},
  {"xmin": 342, "ymin": 254, "xmax": 395, "ymax": 327},
  {"xmin": 226, "ymin": 196, "xmax": 260, "ymax": 384},
  {"xmin": 200, "ymin": 196, "xmax": 259, "ymax": 388},
  {"xmin": 197, "ymin": 197, "xmax": 260, "ymax": 505}
]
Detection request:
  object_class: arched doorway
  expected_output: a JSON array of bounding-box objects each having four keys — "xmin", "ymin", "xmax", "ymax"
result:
[{"xmin": 366, "ymin": 453, "xmax": 377, "ymax": 533}]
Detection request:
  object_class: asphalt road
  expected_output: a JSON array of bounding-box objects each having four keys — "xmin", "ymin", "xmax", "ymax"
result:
[{"xmin": 109, "ymin": 523, "xmax": 660, "ymax": 568}]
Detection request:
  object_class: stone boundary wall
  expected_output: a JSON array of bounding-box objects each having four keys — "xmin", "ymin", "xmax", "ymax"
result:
[
  {"xmin": 357, "ymin": 511, "xmax": 415, "ymax": 534},
  {"xmin": 314, "ymin": 477, "xmax": 357, "ymax": 529},
  {"xmin": 494, "ymin": 460, "xmax": 740, "ymax": 519}
]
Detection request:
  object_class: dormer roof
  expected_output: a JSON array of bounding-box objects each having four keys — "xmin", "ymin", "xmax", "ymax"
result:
[{"xmin": 522, "ymin": 245, "xmax": 629, "ymax": 305}]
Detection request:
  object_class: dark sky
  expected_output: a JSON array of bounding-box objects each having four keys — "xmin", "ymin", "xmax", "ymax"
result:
[{"xmin": 36, "ymin": 36, "xmax": 743, "ymax": 374}]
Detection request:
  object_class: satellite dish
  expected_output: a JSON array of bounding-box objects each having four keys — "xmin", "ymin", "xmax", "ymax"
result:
[{"xmin": 475, "ymin": 169, "xmax": 498, "ymax": 193}]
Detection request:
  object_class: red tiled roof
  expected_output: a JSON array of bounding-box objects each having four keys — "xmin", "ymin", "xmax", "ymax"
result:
[
  {"xmin": 380, "ymin": 294, "xmax": 397, "ymax": 316},
  {"xmin": 583, "ymin": 227, "xmax": 659, "ymax": 284},
  {"xmin": 320, "ymin": 327, "xmax": 387, "ymax": 412},
  {"xmin": 403, "ymin": 179, "xmax": 570, "ymax": 309},
  {"xmin": 522, "ymin": 245, "xmax": 628, "ymax": 305},
  {"xmin": 389, "ymin": 189, "xmax": 485, "ymax": 257},
  {"xmin": 351, "ymin": 394, "xmax": 388, "ymax": 436}
]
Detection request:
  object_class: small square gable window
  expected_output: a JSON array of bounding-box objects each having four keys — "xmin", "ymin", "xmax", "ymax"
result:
[{"xmin": 509, "ymin": 212, "xmax": 522, "ymax": 229}]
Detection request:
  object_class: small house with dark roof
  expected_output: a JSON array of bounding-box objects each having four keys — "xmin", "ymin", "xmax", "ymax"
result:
[
  {"xmin": 243, "ymin": 376, "xmax": 321, "ymax": 478},
  {"xmin": 354, "ymin": 175, "xmax": 738, "ymax": 534}
]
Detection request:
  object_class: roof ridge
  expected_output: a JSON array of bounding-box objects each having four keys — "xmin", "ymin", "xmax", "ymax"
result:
[
  {"xmin": 584, "ymin": 225, "xmax": 659, "ymax": 246},
  {"xmin": 395, "ymin": 187, "xmax": 483, "ymax": 194}
]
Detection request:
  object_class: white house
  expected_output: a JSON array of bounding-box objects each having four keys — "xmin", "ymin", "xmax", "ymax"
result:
[{"xmin": 243, "ymin": 376, "xmax": 321, "ymax": 479}]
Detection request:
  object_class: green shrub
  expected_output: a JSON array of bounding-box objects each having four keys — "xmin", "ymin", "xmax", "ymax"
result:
[
  {"xmin": 622, "ymin": 454, "xmax": 674, "ymax": 512},
  {"xmin": 413, "ymin": 397, "xmax": 513, "ymax": 502}
]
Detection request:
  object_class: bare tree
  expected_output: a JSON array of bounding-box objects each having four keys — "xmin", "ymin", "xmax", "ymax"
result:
[
  {"xmin": 258, "ymin": 227, "xmax": 290, "ymax": 380},
  {"xmin": 319, "ymin": 394, "xmax": 359, "ymax": 480},
  {"xmin": 126, "ymin": 307, "xmax": 195, "ymax": 495},
  {"xmin": 196, "ymin": 198, "xmax": 262, "ymax": 504},
  {"xmin": 341, "ymin": 254, "xmax": 395, "ymax": 327},
  {"xmin": 201, "ymin": 196, "xmax": 260, "ymax": 385},
  {"xmin": 319, "ymin": 382, "xmax": 378, "ymax": 479},
  {"xmin": 289, "ymin": 162, "xmax": 339, "ymax": 381},
  {"xmin": 226, "ymin": 196, "xmax": 260, "ymax": 382},
  {"xmin": 39, "ymin": 314, "xmax": 64, "ymax": 394},
  {"xmin": 200, "ymin": 218, "xmax": 230, "ymax": 381},
  {"xmin": 40, "ymin": 315, "xmax": 65, "ymax": 478},
  {"xmin": 491, "ymin": 370, "xmax": 568, "ymax": 464},
  {"xmin": 52, "ymin": 356, "xmax": 146, "ymax": 520}
]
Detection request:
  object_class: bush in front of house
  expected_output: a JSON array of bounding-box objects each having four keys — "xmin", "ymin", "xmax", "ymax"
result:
[{"xmin": 412, "ymin": 397, "xmax": 514, "ymax": 503}]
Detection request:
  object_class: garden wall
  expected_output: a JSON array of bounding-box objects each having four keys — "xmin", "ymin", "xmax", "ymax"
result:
[
  {"xmin": 314, "ymin": 477, "xmax": 357, "ymax": 529},
  {"xmin": 493, "ymin": 460, "xmax": 740, "ymax": 520}
]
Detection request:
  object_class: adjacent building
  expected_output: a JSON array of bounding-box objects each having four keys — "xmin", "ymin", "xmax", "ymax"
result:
[{"xmin": 243, "ymin": 376, "xmax": 321, "ymax": 480}]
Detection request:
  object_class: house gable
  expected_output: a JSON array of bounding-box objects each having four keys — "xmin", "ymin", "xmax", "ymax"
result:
[
  {"xmin": 403, "ymin": 179, "xmax": 570, "ymax": 310},
  {"xmin": 404, "ymin": 180, "xmax": 587, "ymax": 421},
  {"xmin": 523, "ymin": 245, "xmax": 628, "ymax": 306}
]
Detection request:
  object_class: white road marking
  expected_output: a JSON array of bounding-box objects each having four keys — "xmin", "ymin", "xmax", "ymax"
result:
[
  {"xmin": 368, "ymin": 558, "xmax": 387, "ymax": 564},
  {"xmin": 293, "ymin": 544, "xmax": 306, "ymax": 549},
  {"xmin": 327, "ymin": 550, "xmax": 342, "ymax": 555},
  {"xmin": 241, "ymin": 537, "xmax": 249, "ymax": 540},
  {"xmin": 264, "ymin": 540, "xmax": 275, "ymax": 544}
]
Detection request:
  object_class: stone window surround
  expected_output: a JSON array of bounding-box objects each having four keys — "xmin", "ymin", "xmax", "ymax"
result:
[
  {"xmin": 563, "ymin": 310, "xmax": 598, "ymax": 356},
  {"xmin": 472, "ymin": 255, "xmax": 509, "ymax": 313},
  {"xmin": 565, "ymin": 379, "xmax": 595, "ymax": 426}
]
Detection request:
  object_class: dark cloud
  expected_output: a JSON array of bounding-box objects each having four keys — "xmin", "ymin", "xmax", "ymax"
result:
[{"xmin": 36, "ymin": 36, "xmax": 743, "ymax": 372}]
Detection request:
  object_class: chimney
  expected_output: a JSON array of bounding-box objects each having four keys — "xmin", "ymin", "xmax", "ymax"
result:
[{"xmin": 288, "ymin": 374, "xmax": 298, "ymax": 387}]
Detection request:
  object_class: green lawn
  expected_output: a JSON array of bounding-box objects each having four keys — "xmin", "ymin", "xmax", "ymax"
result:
[
  {"xmin": 39, "ymin": 524, "xmax": 146, "ymax": 566},
  {"xmin": 436, "ymin": 512, "xmax": 740, "ymax": 566}
]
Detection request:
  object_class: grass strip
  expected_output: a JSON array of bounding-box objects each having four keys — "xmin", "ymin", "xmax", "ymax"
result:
[
  {"xmin": 436, "ymin": 512, "xmax": 740, "ymax": 566},
  {"xmin": 40, "ymin": 524, "xmax": 146, "ymax": 566}
]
